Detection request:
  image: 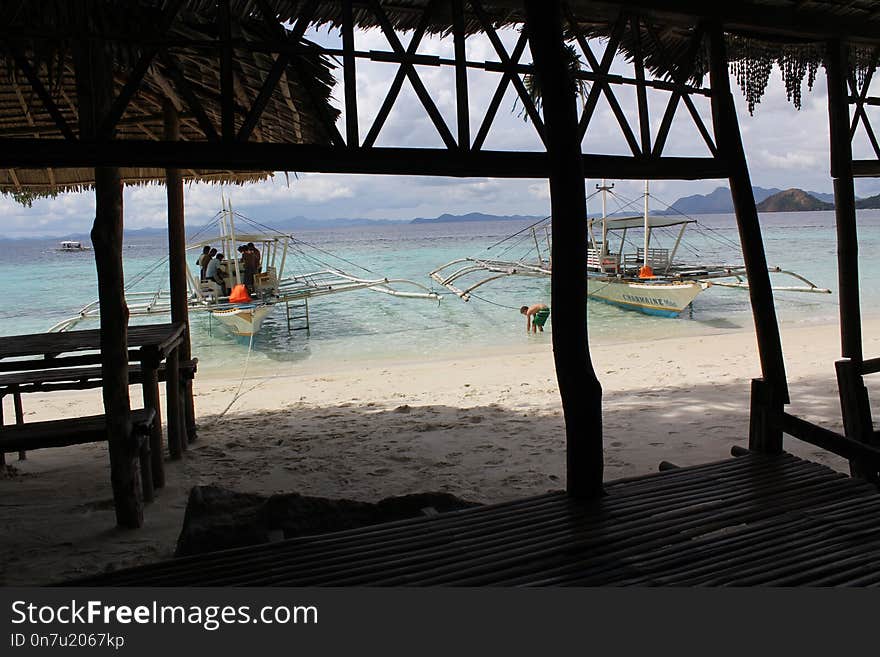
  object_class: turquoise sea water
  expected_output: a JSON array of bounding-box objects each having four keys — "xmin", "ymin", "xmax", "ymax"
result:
[{"xmin": 4, "ymin": 210, "xmax": 878, "ymax": 374}]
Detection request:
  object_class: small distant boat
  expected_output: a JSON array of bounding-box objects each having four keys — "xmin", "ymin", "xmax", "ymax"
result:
[{"xmin": 58, "ymin": 240, "xmax": 90, "ymax": 251}]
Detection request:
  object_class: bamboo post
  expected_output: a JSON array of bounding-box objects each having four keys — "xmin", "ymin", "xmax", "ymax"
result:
[
  {"xmin": 708, "ymin": 26, "xmax": 788, "ymax": 454},
  {"xmin": 163, "ymin": 100, "xmax": 196, "ymax": 443},
  {"xmin": 826, "ymin": 40, "xmax": 863, "ymax": 364},
  {"xmin": 525, "ymin": 0, "xmax": 603, "ymax": 499},
  {"xmin": 74, "ymin": 5, "xmax": 142, "ymax": 528}
]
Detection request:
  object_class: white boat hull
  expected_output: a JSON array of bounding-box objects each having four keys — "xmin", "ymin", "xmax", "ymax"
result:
[
  {"xmin": 210, "ymin": 303, "xmax": 274, "ymax": 336},
  {"xmin": 588, "ymin": 277, "xmax": 706, "ymax": 317}
]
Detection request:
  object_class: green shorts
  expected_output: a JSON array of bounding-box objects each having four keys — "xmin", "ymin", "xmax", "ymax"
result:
[{"xmin": 533, "ymin": 308, "xmax": 550, "ymax": 327}]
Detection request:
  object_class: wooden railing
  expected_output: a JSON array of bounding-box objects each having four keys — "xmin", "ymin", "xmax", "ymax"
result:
[{"xmin": 750, "ymin": 358, "xmax": 880, "ymax": 483}]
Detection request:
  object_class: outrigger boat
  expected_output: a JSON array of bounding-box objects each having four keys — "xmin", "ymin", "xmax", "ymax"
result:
[
  {"xmin": 50, "ymin": 197, "xmax": 439, "ymax": 336},
  {"xmin": 429, "ymin": 181, "xmax": 830, "ymax": 317}
]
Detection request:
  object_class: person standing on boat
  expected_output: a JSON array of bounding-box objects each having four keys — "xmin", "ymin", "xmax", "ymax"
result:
[
  {"xmin": 520, "ymin": 304, "xmax": 550, "ymax": 334},
  {"xmin": 241, "ymin": 244, "xmax": 258, "ymax": 291},
  {"xmin": 247, "ymin": 243, "xmax": 262, "ymax": 274},
  {"xmin": 197, "ymin": 246, "xmax": 214, "ymax": 281}
]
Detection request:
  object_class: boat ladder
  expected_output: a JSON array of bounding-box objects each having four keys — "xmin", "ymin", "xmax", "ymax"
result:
[{"xmin": 285, "ymin": 299, "xmax": 310, "ymax": 335}]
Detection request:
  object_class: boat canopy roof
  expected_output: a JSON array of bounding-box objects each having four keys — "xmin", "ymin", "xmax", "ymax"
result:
[
  {"xmin": 589, "ymin": 215, "xmax": 695, "ymax": 231},
  {"xmin": 186, "ymin": 233, "xmax": 291, "ymax": 250}
]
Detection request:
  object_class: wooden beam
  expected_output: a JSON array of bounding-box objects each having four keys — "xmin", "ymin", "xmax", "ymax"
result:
[
  {"xmin": 827, "ymin": 40, "xmax": 862, "ymax": 364},
  {"xmin": 472, "ymin": 32, "xmax": 529, "ymax": 152},
  {"xmin": 99, "ymin": 0, "xmax": 186, "ymax": 137},
  {"xmin": 848, "ymin": 70, "xmax": 880, "ymax": 160},
  {"xmin": 342, "ymin": 0, "xmax": 359, "ymax": 148},
  {"xmin": 583, "ymin": 0, "xmax": 880, "ymax": 43},
  {"xmin": 0, "ymin": 137, "xmax": 730, "ymax": 179},
  {"xmin": 251, "ymin": 0, "xmax": 343, "ymax": 146},
  {"xmin": 709, "ymin": 26, "xmax": 788, "ymax": 453},
  {"xmin": 238, "ymin": 0, "xmax": 319, "ymax": 143},
  {"xmin": 369, "ymin": 0, "xmax": 457, "ymax": 150},
  {"xmin": 526, "ymin": 0, "xmax": 603, "ymax": 499},
  {"xmin": 73, "ymin": 5, "xmax": 141, "ymax": 527},
  {"xmin": 9, "ymin": 47, "xmax": 76, "ymax": 140},
  {"xmin": 630, "ymin": 14, "xmax": 652, "ymax": 156},
  {"xmin": 573, "ymin": 14, "xmax": 640, "ymax": 154},
  {"xmin": 835, "ymin": 358, "xmax": 876, "ymax": 480},
  {"xmin": 651, "ymin": 25, "xmax": 705, "ymax": 157},
  {"xmin": 362, "ymin": 1, "xmax": 434, "ymax": 148},
  {"xmin": 218, "ymin": 0, "xmax": 235, "ymax": 141},
  {"xmin": 452, "ymin": 0, "xmax": 470, "ymax": 150},
  {"xmin": 164, "ymin": 100, "xmax": 195, "ymax": 447},
  {"xmin": 471, "ymin": 0, "xmax": 546, "ymax": 146},
  {"xmin": 852, "ymin": 159, "xmax": 880, "ymax": 176},
  {"xmin": 157, "ymin": 49, "xmax": 220, "ymax": 142}
]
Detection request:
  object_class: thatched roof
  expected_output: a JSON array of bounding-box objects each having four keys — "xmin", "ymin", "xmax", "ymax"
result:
[
  {"xmin": 291, "ymin": 0, "xmax": 880, "ymax": 114},
  {"xmin": 0, "ymin": 1, "xmax": 339, "ymax": 194},
  {"xmin": 247, "ymin": 0, "xmax": 880, "ymax": 113},
  {"xmin": 2, "ymin": 0, "xmax": 879, "ymax": 194}
]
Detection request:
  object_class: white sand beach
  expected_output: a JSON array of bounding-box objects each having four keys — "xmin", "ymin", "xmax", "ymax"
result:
[{"xmin": 0, "ymin": 317, "xmax": 872, "ymax": 585}]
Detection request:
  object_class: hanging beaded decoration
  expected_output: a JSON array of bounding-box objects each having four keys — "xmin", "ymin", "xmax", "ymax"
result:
[{"xmin": 726, "ymin": 36, "xmax": 877, "ymax": 114}]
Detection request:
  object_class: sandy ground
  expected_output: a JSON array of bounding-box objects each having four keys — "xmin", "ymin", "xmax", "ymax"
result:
[{"xmin": 0, "ymin": 318, "xmax": 872, "ymax": 585}]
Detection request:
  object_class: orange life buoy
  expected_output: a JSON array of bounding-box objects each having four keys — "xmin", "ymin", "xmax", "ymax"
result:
[{"xmin": 228, "ymin": 284, "xmax": 252, "ymax": 303}]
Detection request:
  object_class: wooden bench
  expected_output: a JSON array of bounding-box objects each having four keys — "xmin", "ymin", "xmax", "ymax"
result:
[
  {"xmin": 0, "ymin": 360, "xmax": 197, "ymax": 484},
  {"xmin": 0, "ymin": 408, "xmax": 157, "ymax": 500},
  {"xmin": 0, "ymin": 358, "xmax": 198, "ymax": 396}
]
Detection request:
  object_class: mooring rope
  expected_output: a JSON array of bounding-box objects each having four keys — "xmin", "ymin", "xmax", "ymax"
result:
[
  {"xmin": 204, "ymin": 329, "xmax": 258, "ymax": 426},
  {"xmin": 467, "ymin": 292, "xmax": 525, "ymax": 311}
]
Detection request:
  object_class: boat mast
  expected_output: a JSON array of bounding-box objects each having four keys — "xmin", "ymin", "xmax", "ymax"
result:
[
  {"xmin": 227, "ymin": 198, "xmax": 241, "ymax": 285},
  {"xmin": 600, "ymin": 179, "xmax": 609, "ymax": 255},
  {"xmin": 219, "ymin": 194, "xmax": 228, "ymax": 258},
  {"xmin": 643, "ymin": 180, "xmax": 650, "ymax": 269}
]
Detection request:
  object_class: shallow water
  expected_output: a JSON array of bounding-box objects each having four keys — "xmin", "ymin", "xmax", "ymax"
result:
[{"xmin": 4, "ymin": 210, "xmax": 876, "ymax": 373}]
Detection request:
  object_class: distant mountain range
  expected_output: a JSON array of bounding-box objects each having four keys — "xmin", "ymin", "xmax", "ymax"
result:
[{"xmin": 656, "ymin": 186, "xmax": 837, "ymax": 215}]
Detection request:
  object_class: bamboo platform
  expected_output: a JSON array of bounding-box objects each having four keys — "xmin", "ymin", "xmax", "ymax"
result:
[{"xmin": 72, "ymin": 452, "xmax": 880, "ymax": 586}]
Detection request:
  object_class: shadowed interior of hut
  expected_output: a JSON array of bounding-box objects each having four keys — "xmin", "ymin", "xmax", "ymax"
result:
[{"xmin": 0, "ymin": 0, "xmax": 880, "ymax": 588}]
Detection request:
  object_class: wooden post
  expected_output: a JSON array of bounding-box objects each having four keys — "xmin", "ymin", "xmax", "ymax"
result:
[
  {"xmin": 164, "ymin": 99, "xmax": 196, "ymax": 443},
  {"xmin": 708, "ymin": 26, "xmax": 787, "ymax": 454},
  {"xmin": 141, "ymin": 366, "xmax": 165, "ymax": 488},
  {"xmin": 13, "ymin": 392, "xmax": 25, "ymax": 460},
  {"xmin": 826, "ymin": 40, "xmax": 863, "ymax": 364},
  {"xmin": 0, "ymin": 399, "xmax": 5, "ymax": 468},
  {"xmin": 525, "ymin": 0, "xmax": 603, "ymax": 498},
  {"xmin": 166, "ymin": 347, "xmax": 184, "ymax": 459},
  {"xmin": 75, "ymin": 4, "xmax": 142, "ymax": 528}
]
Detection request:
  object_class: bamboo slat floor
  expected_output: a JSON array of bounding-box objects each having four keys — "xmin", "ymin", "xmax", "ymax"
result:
[{"xmin": 71, "ymin": 452, "xmax": 880, "ymax": 586}]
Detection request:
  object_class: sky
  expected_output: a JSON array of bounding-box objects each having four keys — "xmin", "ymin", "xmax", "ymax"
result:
[{"xmin": 4, "ymin": 26, "xmax": 879, "ymax": 238}]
